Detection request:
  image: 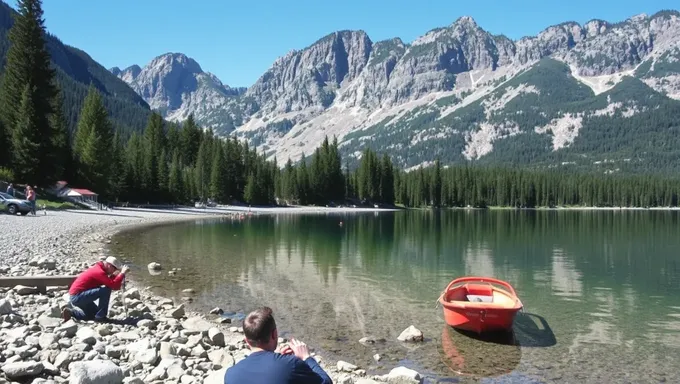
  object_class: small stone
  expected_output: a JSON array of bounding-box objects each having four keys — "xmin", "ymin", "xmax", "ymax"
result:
[
  {"xmin": 137, "ymin": 319, "xmax": 156, "ymax": 329},
  {"xmin": 208, "ymin": 328, "xmax": 225, "ymax": 347},
  {"xmin": 337, "ymin": 360, "xmax": 358, "ymax": 372},
  {"xmin": 397, "ymin": 325, "xmax": 423, "ymax": 342},
  {"xmin": 209, "ymin": 307, "xmax": 223, "ymax": 315},
  {"xmin": 0, "ymin": 299, "xmax": 12, "ymax": 315},
  {"xmin": 387, "ymin": 366, "xmax": 421, "ymax": 382},
  {"xmin": 12, "ymin": 285, "xmax": 38, "ymax": 295},
  {"xmin": 147, "ymin": 262, "xmax": 162, "ymax": 271},
  {"xmin": 170, "ymin": 305, "xmax": 185, "ymax": 319}
]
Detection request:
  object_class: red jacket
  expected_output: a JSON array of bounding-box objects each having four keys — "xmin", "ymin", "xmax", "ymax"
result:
[{"xmin": 69, "ymin": 261, "xmax": 125, "ymax": 295}]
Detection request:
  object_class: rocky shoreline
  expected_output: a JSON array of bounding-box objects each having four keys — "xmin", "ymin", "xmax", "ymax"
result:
[{"xmin": 0, "ymin": 210, "xmax": 425, "ymax": 384}]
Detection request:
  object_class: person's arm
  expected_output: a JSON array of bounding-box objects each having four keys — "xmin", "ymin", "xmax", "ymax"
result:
[{"xmin": 92, "ymin": 269, "xmax": 126, "ymax": 290}]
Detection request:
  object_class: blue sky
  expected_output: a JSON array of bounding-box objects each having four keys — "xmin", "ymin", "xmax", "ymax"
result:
[{"xmin": 7, "ymin": 0, "xmax": 679, "ymax": 87}]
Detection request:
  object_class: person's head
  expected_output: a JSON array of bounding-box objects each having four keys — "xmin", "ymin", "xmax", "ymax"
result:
[
  {"xmin": 243, "ymin": 306, "xmax": 278, "ymax": 351},
  {"xmin": 102, "ymin": 256, "xmax": 123, "ymax": 274}
]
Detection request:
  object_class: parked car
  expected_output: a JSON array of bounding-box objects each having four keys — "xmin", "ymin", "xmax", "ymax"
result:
[{"xmin": 0, "ymin": 192, "xmax": 32, "ymax": 215}]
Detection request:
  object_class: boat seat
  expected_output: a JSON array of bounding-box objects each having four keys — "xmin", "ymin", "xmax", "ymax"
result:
[{"xmin": 465, "ymin": 283, "xmax": 494, "ymax": 303}]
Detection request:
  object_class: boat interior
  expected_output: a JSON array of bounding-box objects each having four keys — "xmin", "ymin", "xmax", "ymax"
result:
[{"xmin": 445, "ymin": 282, "xmax": 518, "ymax": 307}]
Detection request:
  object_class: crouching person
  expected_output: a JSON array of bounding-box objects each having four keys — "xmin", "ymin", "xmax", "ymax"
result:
[
  {"xmin": 61, "ymin": 256, "xmax": 129, "ymax": 322},
  {"xmin": 225, "ymin": 306, "xmax": 333, "ymax": 384}
]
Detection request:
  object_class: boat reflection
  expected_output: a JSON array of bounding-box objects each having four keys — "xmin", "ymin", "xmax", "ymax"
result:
[{"xmin": 437, "ymin": 312, "xmax": 556, "ymax": 378}]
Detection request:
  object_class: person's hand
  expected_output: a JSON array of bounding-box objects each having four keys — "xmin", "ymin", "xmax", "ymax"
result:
[
  {"xmin": 289, "ymin": 338, "xmax": 311, "ymax": 361},
  {"xmin": 120, "ymin": 265, "xmax": 130, "ymax": 275},
  {"xmin": 277, "ymin": 345, "xmax": 293, "ymax": 355}
]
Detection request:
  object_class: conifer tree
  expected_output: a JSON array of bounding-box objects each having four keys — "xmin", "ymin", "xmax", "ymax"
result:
[
  {"xmin": 48, "ymin": 91, "xmax": 69, "ymax": 181},
  {"xmin": 243, "ymin": 173, "xmax": 256, "ymax": 204},
  {"xmin": 76, "ymin": 86, "xmax": 114, "ymax": 195},
  {"xmin": 168, "ymin": 150, "xmax": 183, "ymax": 203},
  {"xmin": 0, "ymin": 0, "xmax": 59, "ymax": 184},
  {"xmin": 0, "ymin": 117, "xmax": 7, "ymax": 168},
  {"xmin": 157, "ymin": 148, "xmax": 168, "ymax": 201},
  {"xmin": 209, "ymin": 141, "xmax": 227, "ymax": 202},
  {"xmin": 11, "ymin": 84, "xmax": 42, "ymax": 184}
]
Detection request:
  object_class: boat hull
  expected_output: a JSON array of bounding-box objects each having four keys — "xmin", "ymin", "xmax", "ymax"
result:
[
  {"xmin": 439, "ymin": 277, "xmax": 523, "ymax": 334},
  {"xmin": 442, "ymin": 306, "xmax": 519, "ymax": 333}
]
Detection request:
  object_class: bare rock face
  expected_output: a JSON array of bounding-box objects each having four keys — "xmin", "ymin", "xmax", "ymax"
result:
[
  {"xmin": 113, "ymin": 53, "xmax": 245, "ymax": 134},
  {"xmin": 112, "ymin": 11, "xmax": 680, "ymax": 167},
  {"xmin": 245, "ymin": 30, "xmax": 373, "ymax": 114}
]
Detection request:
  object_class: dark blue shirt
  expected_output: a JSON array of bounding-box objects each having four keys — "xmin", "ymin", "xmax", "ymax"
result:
[{"xmin": 224, "ymin": 350, "xmax": 333, "ymax": 384}]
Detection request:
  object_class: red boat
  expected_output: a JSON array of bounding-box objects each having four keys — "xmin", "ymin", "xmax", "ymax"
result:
[{"xmin": 438, "ymin": 276, "xmax": 523, "ymax": 334}]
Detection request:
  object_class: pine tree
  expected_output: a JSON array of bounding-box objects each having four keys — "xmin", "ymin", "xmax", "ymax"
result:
[
  {"xmin": 48, "ymin": 91, "xmax": 69, "ymax": 181},
  {"xmin": 243, "ymin": 173, "xmax": 256, "ymax": 204},
  {"xmin": 432, "ymin": 159, "xmax": 442, "ymax": 207},
  {"xmin": 180, "ymin": 114, "xmax": 201, "ymax": 166},
  {"xmin": 168, "ymin": 150, "xmax": 183, "ymax": 203},
  {"xmin": 142, "ymin": 112, "xmax": 165, "ymax": 196},
  {"xmin": 157, "ymin": 148, "xmax": 168, "ymax": 201},
  {"xmin": 0, "ymin": 117, "xmax": 7, "ymax": 167},
  {"xmin": 209, "ymin": 141, "xmax": 227, "ymax": 202},
  {"xmin": 76, "ymin": 86, "xmax": 114, "ymax": 196},
  {"xmin": 11, "ymin": 84, "xmax": 42, "ymax": 184},
  {"xmin": 0, "ymin": 0, "xmax": 59, "ymax": 184}
]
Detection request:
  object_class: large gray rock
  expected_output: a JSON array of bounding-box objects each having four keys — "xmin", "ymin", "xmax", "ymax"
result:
[
  {"xmin": 0, "ymin": 298, "xmax": 12, "ymax": 315},
  {"xmin": 203, "ymin": 367, "xmax": 228, "ymax": 384},
  {"xmin": 68, "ymin": 360, "xmax": 124, "ymax": 384},
  {"xmin": 1, "ymin": 361, "xmax": 44, "ymax": 379}
]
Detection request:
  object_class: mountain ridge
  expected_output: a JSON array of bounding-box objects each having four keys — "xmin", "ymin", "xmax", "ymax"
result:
[{"xmin": 112, "ymin": 10, "xmax": 680, "ymax": 174}]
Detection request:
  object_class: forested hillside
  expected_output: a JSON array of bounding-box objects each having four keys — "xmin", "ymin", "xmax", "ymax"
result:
[{"xmin": 0, "ymin": 1, "xmax": 151, "ymax": 135}]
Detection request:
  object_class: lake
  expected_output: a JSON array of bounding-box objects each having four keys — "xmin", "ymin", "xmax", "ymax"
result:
[{"xmin": 111, "ymin": 210, "xmax": 680, "ymax": 383}]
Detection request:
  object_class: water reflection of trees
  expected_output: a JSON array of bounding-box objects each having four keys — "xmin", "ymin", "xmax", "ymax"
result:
[{"xmin": 119, "ymin": 210, "xmax": 680, "ymax": 298}]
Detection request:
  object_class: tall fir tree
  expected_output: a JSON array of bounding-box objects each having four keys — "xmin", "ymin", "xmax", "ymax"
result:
[
  {"xmin": 168, "ymin": 150, "xmax": 183, "ymax": 203},
  {"xmin": 0, "ymin": 115, "xmax": 7, "ymax": 168},
  {"xmin": 76, "ymin": 86, "xmax": 114, "ymax": 196},
  {"xmin": 47, "ymin": 91, "xmax": 69, "ymax": 181},
  {"xmin": 11, "ymin": 84, "xmax": 42, "ymax": 184},
  {"xmin": 0, "ymin": 0, "xmax": 59, "ymax": 184},
  {"xmin": 209, "ymin": 141, "xmax": 227, "ymax": 202}
]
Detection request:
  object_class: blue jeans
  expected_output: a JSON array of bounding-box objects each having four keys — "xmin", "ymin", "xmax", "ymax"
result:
[{"xmin": 69, "ymin": 287, "xmax": 111, "ymax": 320}]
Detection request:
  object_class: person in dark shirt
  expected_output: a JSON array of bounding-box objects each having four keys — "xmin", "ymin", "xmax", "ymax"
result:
[{"xmin": 224, "ymin": 306, "xmax": 333, "ymax": 384}]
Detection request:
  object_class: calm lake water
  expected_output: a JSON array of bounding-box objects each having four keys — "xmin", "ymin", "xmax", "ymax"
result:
[{"xmin": 111, "ymin": 210, "xmax": 680, "ymax": 383}]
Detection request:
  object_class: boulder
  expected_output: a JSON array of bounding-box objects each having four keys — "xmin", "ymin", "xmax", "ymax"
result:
[{"xmin": 68, "ymin": 360, "xmax": 124, "ymax": 384}]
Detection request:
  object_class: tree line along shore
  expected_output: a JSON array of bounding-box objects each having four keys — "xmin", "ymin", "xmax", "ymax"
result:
[{"xmin": 1, "ymin": 0, "xmax": 680, "ymax": 211}]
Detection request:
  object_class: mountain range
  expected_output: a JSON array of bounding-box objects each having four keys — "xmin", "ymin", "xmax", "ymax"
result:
[
  {"xmin": 110, "ymin": 10, "xmax": 680, "ymax": 174},
  {"xmin": 2, "ymin": 0, "xmax": 679, "ymax": 175}
]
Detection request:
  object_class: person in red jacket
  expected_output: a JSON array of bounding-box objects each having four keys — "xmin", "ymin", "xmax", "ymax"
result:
[{"xmin": 61, "ymin": 256, "xmax": 129, "ymax": 322}]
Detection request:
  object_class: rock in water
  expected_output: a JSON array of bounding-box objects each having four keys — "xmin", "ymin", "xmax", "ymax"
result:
[
  {"xmin": 397, "ymin": 325, "xmax": 424, "ymax": 342},
  {"xmin": 68, "ymin": 360, "xmax": 123, "ymax": 384}
]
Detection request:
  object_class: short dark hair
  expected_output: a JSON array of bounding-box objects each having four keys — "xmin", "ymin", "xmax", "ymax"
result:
[{"xmin": 243, "ymin": 306, "xmax": 276, "ymax": 346}]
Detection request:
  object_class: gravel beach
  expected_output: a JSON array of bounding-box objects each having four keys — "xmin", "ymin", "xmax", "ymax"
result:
[{"xmin": 0, "ymin": 208, "xmax": 424, "ymax": 384}]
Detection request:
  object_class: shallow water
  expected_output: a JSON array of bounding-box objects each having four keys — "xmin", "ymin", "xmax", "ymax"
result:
[{"xmin": 111, "ymin": 210, "xmax": 680, "ymax": 383}]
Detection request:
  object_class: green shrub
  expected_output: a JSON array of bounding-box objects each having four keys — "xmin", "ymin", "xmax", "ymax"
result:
[{"xmin": 0, "ymin": 167, "xmax": 14, "ymax": 182}]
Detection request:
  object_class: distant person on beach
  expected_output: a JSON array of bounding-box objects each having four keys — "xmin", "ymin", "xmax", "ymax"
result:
[
  {"xmin": 61, "ymin": 256, "xmax": 129, "ymax": 323},
  {"xmin": 224, "ymin": 306, "xmax": 332, "ymax": 384},
  {"xmin": 26, "ymin": 185, "xmax": 36, "ymax": 215}
]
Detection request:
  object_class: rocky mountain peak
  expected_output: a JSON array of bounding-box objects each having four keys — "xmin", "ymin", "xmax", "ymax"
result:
[{"xmin": 111, "ymin": 52, "xmax": 242, "ymax": 132}]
